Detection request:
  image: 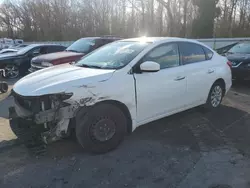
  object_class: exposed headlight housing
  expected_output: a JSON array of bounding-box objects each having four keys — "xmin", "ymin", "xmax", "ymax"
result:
[
  {"xmin": 50, "ymin": 92, "xmax": 73, "ymax": 103},
  {"xmin": 41, "ymin": 62, "xmax": 53, "ymax": 67},
  {"xmin": 49, "ymin": 93, "xmax": 73, "ymax": 108}
]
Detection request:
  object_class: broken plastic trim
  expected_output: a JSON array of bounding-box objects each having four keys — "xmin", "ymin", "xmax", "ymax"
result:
[{"xmin": 50, "ymin": 92, "xmax": 73, "ymax": 101}]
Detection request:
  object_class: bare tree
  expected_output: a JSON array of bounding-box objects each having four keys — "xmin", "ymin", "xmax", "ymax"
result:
[{"xmin": 0, "ymin": 0, "xmax": 249, "ymax": 41}]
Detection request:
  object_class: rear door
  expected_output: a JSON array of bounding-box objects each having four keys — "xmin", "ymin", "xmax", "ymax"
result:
[{"xmin": 178, "ymin": 42, "xmax": 216, "ymax": 106}]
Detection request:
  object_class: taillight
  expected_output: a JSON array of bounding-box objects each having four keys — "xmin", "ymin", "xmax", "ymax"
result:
[{"xmin": 227, "ymin": 61, "xmax": 232, "ymax": 68}]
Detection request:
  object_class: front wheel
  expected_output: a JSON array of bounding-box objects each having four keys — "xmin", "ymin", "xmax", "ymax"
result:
[
  {"xmin": 76, "ymin": 104, "xmax": 127, "ymax": 154},
  {"xmin": 2, "ymin": 64, "xmax": 20, "ymax": 79}
]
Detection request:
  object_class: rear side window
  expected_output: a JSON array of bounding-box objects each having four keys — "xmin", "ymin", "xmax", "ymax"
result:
[
  {"xmin": 203, "ymin": 47, "xmax": 213, "ymax": 60},
  {"xmin": 102, "ymin": 39, "xmax": 113, "ymax": 45},
  {"xmin": 178, "ymin": 42, "xmax": 206, "ymax": 65},
  {"xmin": 48, "ymin": 46, "xmax": 65, "ymax": 53}
]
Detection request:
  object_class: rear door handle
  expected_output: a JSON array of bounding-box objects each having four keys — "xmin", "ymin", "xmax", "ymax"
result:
[
  {"xmin": 207, "ymin": 69, "xmax": 215, "ymax": 74},
  {"xmin": 174, "ymin": 76, "xmax": 186, "ymax": 81}
]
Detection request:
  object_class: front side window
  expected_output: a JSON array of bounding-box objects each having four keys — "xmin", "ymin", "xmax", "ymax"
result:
[
  {"xmin": 179, "ymin": 42, "xmax": 206, "ymax": 64},
  {"xmin": 142, "ymin": 43, "xmax": 180, "ymax": 69},
  {"xmin": 75, "ymin": 41, "xmax": 149, "ymax": 69}
]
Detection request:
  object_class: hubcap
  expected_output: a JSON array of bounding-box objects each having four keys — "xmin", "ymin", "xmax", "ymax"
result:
[
  {"xmin": 211, "ymin": 86, "xmax": 222, "ymax": 107},
  {"xmin": 4, "ymin": 65, "xmax": 19, "ymax": 78},
  {"xmin": 91, "ymin": 118, "xmax": 116, "ymax": 142}
]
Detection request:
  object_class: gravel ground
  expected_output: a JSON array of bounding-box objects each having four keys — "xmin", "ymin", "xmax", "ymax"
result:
[{"xmin": 0, "ymin": 80, "xmax": 250, "ymax": 188}]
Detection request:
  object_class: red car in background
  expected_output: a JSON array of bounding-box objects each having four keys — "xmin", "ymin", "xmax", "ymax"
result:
[{"xmin": 29, "ymin": 36, "xmax": 122, "ymax": 72}]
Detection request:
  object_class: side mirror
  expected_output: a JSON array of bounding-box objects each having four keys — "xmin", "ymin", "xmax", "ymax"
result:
[{"xmin": 140, "ymin": 61, "xmax": 160, "ymax": 72}]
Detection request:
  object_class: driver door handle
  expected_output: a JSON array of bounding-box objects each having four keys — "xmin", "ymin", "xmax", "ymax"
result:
[{"xmin": 174, "ymin": 76, "xmax": 186, "ymax": 81}]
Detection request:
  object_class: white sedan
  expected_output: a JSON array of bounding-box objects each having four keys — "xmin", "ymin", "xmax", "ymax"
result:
[{"xmin": 10, "ymin": 37, "xmax": 232, "ymax": 153}]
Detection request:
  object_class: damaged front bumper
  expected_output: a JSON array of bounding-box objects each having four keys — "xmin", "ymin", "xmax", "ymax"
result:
[
  {"xmin": 9, "ymin": 91, "xmax": 80, "ymax": 146},
  {"xmin": 9, "ymin": 107, "xmax": 47, "ymax": 147}
]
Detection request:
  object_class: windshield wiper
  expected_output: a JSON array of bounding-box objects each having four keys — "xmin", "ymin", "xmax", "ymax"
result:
[{"xmin": 77, "ymin": 64, "xmax": 103, "ymax": 69}]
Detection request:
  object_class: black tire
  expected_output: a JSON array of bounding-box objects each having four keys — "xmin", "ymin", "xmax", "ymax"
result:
[
  {"xmin": 0, "ymin": 82, "xmax": 8, "ymax": 93},
  {"xmin": 202, "ymin": 82, "xmax": 224, "ymax": 111},
  {"xmin": 2, "ymin": 64, "xmax": 20, "ymax": 79},
  {"xmin": 76, "ymin": 103, "xmax": 127, "ymax": 154}
]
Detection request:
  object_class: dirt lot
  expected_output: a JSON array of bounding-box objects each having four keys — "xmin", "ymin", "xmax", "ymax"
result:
[{"xmin": 1, "ymin": 80, "xmax": 250, "ymax": 188}]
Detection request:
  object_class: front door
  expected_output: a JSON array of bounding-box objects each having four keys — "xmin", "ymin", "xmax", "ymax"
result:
[{"xmin": 134, "ymin": 43, "xmax": 188, "ymax": 124}]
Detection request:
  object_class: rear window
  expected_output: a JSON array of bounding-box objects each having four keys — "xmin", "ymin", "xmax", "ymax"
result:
[
  {"xmin": 66, "ymin": 38, "xmax": 95, "ymax": 53},
  {"xmin": 48, "ymin": 46, "xmax": 66, "ymax": 53},
  {"xmin": 228, "ymin": 43, "xmax": 250, "ymax": 54}
]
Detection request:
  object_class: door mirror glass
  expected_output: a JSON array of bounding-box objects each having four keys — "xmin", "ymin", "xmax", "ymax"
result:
[{"xmin": 140, "ymin": 61, "xmax": 160, "ymax": 72}]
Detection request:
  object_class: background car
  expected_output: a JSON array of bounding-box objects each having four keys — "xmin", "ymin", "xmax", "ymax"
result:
[
  {"xmin": 9, "ymin": 44, "xmax": 29, "ymax": 49},
  {"xmin": 29, "ymin": 36, "xmax": 122, "ymax": 72},
  {"xmin": 0, "ymin": 44, "xmax": 66, "ymax": 79},
  {"xmin": 225, "ymin": 42, "xmax": 250, "ymax": 81},
  {"xmin": 0, "ymin": 48, "xmax": 18, "ymax": 54}
]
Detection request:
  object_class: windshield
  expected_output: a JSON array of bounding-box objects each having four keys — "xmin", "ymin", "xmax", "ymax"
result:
[
  {"xmin": 228, "ymin": 43, "xmax": 250, "ymax": 54},
  {"xmin": 66, "ymin": 38, "xmax": 96, "ymax": 53},
  {"xmin": 75, "ymin": 41, "xmax": 149, "ymax": 69},
  {"xmin": 16, "ymin": 44, "xmax": 37, "ymax": 55}
]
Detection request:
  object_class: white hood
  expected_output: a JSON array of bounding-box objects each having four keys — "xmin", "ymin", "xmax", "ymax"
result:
[{"xmin": 13, "ymin": 64, "xmax": 115, "ymax": 96}]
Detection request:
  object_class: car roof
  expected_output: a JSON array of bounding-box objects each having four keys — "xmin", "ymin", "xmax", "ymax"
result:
[
  {"xmin": 120, "ymin": 37, "xmax": 213, "ymax": 51},
  {"xmin": 28, "ymin": 44, "xmax": 64, "ymax": 47},
  {"xmin": 121, "ymin": 37, "xmax": 203, "ymax": 44},
  {"xmin": 78, "ymin": 36, "xmax": 123, "ymax": 40}
]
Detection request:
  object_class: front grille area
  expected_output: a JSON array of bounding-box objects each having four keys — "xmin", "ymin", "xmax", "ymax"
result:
[
  {"xmin": 231, "ymin": 60, "xmax": 242, "ymax": 67},
  {"xmin": 12, "ymin": 91, "xmax": 52, "ymax": 113},
  {"xmin": 16, "ymin": 96, "xmax": 33, "ymax": 111}
]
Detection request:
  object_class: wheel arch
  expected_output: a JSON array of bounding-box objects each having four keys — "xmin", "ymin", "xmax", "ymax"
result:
[
  {"xmin": 213, "ymin": 78, "xmax": 226, "ymax": 96},
  {"xmin": 93, "ymin": 100, "xmax": 133, "ymax": 134},
  {"xmin": 205, "ymin": 78, "xmax": 226, "ymax": 103}
]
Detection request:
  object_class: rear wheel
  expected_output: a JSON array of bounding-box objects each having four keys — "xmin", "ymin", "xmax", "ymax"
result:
[
  {"xmin": 76, "ymin": 103, "xmax": 127, "ymax": 154},
  {"xmin": 203, "ymin": 82, "xmax": 224, "ymax": 110}
]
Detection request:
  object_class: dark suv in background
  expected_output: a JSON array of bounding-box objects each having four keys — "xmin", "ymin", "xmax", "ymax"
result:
[
  {"xmin": 29, "ymin": 36, "xmax": 122, "ymax": 72},
  {"xmin": 0, "ymin": 44, "xmax": 66, "ymax": 79}
]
